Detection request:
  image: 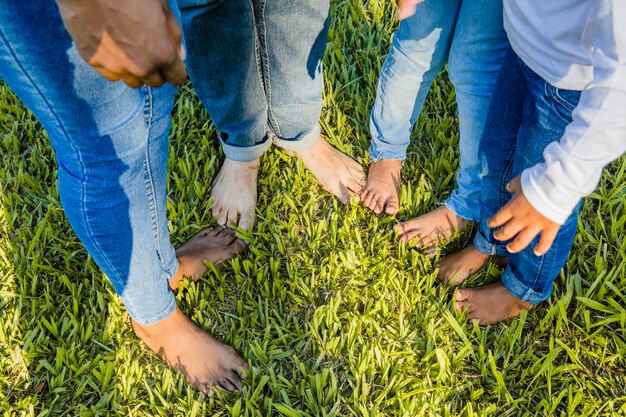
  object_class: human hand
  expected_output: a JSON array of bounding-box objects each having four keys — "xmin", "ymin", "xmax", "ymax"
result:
[
  {"xmin": 397, "ymin": 0, "xmax": 425, "ymax": 20},
  {"xmin": 487, "ymin": 176, "xmax": 561, "ymax": 256},
  {"xmin": 56, "ymin": 0, "xmax": 186, "ymax": 88}
]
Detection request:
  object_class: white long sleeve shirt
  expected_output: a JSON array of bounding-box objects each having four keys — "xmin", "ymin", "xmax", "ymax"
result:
[{"xmin": 504, "ymin": 0, "xmax": 626, "ymax": 224}]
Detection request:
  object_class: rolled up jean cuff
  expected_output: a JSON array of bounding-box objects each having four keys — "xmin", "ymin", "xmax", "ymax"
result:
[
  {"xmin": 219, "ymin": 133, "xmax": 273, "ymax": 162},
  {"xmin": 444, "ymin": 194, "xmax": 479, "ymax": 223},
  {"xmin": 473, "ymin": 228, "xmax": 508, "ymax": 257},
  {"xmin": 274, "ymin": 123, "xmax": 321, "ymax": 153},
  {"xmin": 126, "ymin": 289, "xmax": 177, "ymax": 325},
  {"xmin": 368, "ymin": 140, "xmax": 407, "ymax": 161},
  {"xmin": 501, "ymin": 266, "xmax": 553, "ymax": 305}
]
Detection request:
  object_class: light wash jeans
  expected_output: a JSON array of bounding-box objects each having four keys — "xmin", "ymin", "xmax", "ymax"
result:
[
  {"xmin": 178, "ymin": 0, "xmax": 329, "ymax": 162},
  {"xmin": 369, "ymin": 0, "xmax": 509, "ymax": 221},
  {"xmin": 0, "ymin": 0, "xmax": 181, "ymax": 325},
  {"xmin": 474, "ymin": 48, "xmax": 582, "ymax": 304}
]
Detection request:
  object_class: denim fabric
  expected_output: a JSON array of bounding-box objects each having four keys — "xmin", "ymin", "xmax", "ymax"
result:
[
  {"xmin": 473, "ymin": 47, "xmax": 582, "ymax": 305},
  {"xmin": 178, "ymin": 0, "xmax": 329, "ymax": 161},
  {"xmin": 0, "ymin": 1, "xmax": 180, "ymax": 325},
  {"xmin": 369, "ymin": 0, "xmax": 508, "ymax": 221}
]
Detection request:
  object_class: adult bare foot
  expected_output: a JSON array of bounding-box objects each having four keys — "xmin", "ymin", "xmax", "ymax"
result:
[
  {"xmin": 132, "ymin": 308, "xmax": 248, "ymax": 395},
  {"xmin": 361, "ymin": 159, "xmax": 401, "ymax": 215},
  {"xmin": 394, "ymin": 205, "xmax": 470, "ymax": 248},
  {"xmin": 454, "ymin": 282, "xmax": 535, "ymax": 325},
  {"xmin": 436, "ymin": 244, "xmax": 508, "ymax": 286},
  {"xmin": 211, "ymin": 157, "xmax": 259, "ymax": 231},
  {"xmin": 169, "ymin": 227, "xmax": 248, "ymax": 290},
  {"xmin": 297, "ymin": 137, "xmax": 365, "ymax": 204}
]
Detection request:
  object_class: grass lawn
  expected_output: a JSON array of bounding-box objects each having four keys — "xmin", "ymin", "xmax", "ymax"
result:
[{"xmin": 1, "ymin": 1, "xmax": 625, "ymax": 416}]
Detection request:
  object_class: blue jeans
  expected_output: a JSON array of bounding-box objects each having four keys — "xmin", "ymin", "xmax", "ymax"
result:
[
  {"xmin": 473, "ymin": 48, "xmax": 582, "ymax": 304},
  {"xmin": 178, "ymin": 0, "xmax": 329, "ymax": 162},
  {"xmin": 0, "ymin": 1, "xmax": 180, "ymax": 325},
  {"xmin": 369, "ymin": 0, "xmax": 508, "ymax": 221}
]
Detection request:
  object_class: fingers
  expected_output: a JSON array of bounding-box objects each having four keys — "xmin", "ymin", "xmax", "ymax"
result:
[
  {"xmin": 506, "ymin": 175, "xmax": 522, "ymax": 193},
  {"xmin": 534, "ymin": 225, "xmax": 559, "ymax": 256},
  {"xmin": 505, "ymin": 227, "xmax": 540, "ymax": 254},
  {"xmin": 397, "ymin": 0, "xmax": 422, "ymax": 20},
  {"xmin": 487, "ymin": 203, "xmax": 514, "ymax": 228},
  {"xmin": 493, "ymin": 218, "xmax": 524, "ymax": 242}
]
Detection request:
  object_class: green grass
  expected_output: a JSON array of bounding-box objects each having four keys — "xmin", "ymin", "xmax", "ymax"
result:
[{"xmin": 1, "ymin": 1, "xmax": 625, "ymax": 416}]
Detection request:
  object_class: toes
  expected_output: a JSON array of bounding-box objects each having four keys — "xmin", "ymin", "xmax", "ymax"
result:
[
  {"xmin": 385, "ymin": 199, "xmax": 399, "ymax": 215},
  {"xmin": 375, "ymin": 197, "xmax": 387, "ymax": 214},
  {"xmin": 394, "ymin": 222, "xmax": 407, "ymax": 235},
  {"xmin": 217, "ymin": 226, "xmax": 233, "ymax": 237},
  {"xmin": 337, "ymin": 187, "xmax": 351, "ymax": 205},
  {"xmin": 225, "ymin": 372, "xmax": 242, "ymax": 391},
  {"xmin": 239, "ymin": 210, "xmax": 255, "ymax": 232},
  {"xmin": 455, "ymin": 289, "xmax": 472, "ymax": 302},
  {"xmin": 203, "ymin": 227, "xmax": 220, "ymax": 237},
  {"xmin": 226, "ymin": 208, "xmax": 238, "ymax": 227},
  {"xmin": 216, "ymin": 207, "xmax": 228, "ymax": 226},
  {"xmin": 362, "ymin": 190, "xmax": 373, "ymax": 208},
  {"xmin": 218, "ymin": 377, "xmax": 238, "ymax": 392},
  {"xmin": 400, "ymin": 229, "xmax": 420, "ymax": 243},
  {"xmin": 229, "ymin": 238, "xmax": 249, "ymax": 255},
  {"xmin": 211, "ymin": 203, "xmax": 222, "ymax": 219}
]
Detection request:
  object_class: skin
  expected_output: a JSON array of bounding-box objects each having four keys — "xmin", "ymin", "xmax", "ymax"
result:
[
  {"xmin": 362, "ymin": 159, "xmax": 402, "ymax": 215},
  {"xmin": 211, "ymin": 137, "xmax": 365, "ymax": 230},
  {"xmin": 133, "ymin": 227, "xmax": 249, "ymax": 395},
  {"xmin": 454, "ymin": 282, "xmax": 535, "ymax": 325},
  {"xmin": 437, "ymin": 244, "xmax": 507, "ymax": 286},
  {"xmin": 55, "ymin": 0, "xmax": 186, "ymax": 88},
  {"xmin": 488, "ymin": 175, "xmax": 561, "ymax": 256},
  {"xmin": 397, "ymin": 0, "xmax": 425, "ymax": 20},
  {"xmin": 394, "ymin": 206, "xmax": 470, "ymax": 248}
]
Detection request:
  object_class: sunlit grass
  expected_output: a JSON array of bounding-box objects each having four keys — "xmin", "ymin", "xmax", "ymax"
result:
[{"xmin": 1, "ymin": 1, "xmax": 625, "ymax": 415}]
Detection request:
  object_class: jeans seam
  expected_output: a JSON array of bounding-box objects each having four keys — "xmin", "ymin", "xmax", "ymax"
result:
[
  {"xmin": 141, "ymin": 87, "xmax": 168, "ymax": 273},
  {"xmin": 255, "ymin": 0, "xmax": 280, "ymax": 137},
  {"xmin": 0, "ymin": 29, "xmax": 137, "ymax": 312}
]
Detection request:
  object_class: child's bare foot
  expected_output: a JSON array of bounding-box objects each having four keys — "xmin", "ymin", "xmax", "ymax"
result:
[
  {"xmin": 394, "ymin": 206, "xmax": 470, "ymax": 248},
  {"xmin": 437, "ymin": 244, "xmax": 508, "ymax": 286},
  {"xmin": 211, "ymin": 158, "xmax": 259, "ymax": 231},
  {"xmin": 298, "ymin": 137, "xmax": 365, "ymax": 204},
  {"xmin": 361, "ymin": 159, "xmax": 401, "ymax": 215},
  {"xmin": 169, "ymin": 227, "xmax": 248, "ymax": 290},
  {"xmin": 454, "ymin": 282, "xmax": 535, "ymax": 325},
  {"xmin": 132, "ymin": 308, "xmax": 247, "ymax": 395}
]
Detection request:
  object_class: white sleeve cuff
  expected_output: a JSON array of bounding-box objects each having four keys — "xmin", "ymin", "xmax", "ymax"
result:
[{"xmin": 520, "ymin": 167, "xmax": 579, "ymax": 225}]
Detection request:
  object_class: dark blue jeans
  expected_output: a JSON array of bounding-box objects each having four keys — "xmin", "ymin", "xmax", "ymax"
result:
[
  {"xmin": 473, "ymin": 47, "xmax": 582, "ymax": 304},
  {"xmin": 178, "ymin": 0, "xmax": 329, "ymax": 161},
  {"xmin": 0, "ymin": 1, "xmax": 180, "ymax": 324}
]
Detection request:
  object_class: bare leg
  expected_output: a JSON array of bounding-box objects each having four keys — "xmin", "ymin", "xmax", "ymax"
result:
[
  {"xmin": 394, "ymin": 206, "xmax": 470, "ymax": 247},
  {"xmin": 454, "ymin": 282, "xmax": 535, "ymax": 325},
  {"xmin": 437, "ymin": 244, "xmax": 508, "ymax": 286},
  {"xmin": 133, "ymin": 227, "xmax": 248, "ymax": 395},
  {"xmin": 362, "ymin": 159, "xmax": 401, "ymax": 215},
  {"xmin": 297, "ymin": 136, "xmax": 366, "ymax": 204},
  {"xmin": 210, "ymin": 158, "xmax": 259, "ymax": 231}
]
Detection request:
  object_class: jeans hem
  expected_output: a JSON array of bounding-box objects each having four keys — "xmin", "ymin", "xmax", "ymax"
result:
[
  {"xmin": 501, "ymin": 267, "xmax": 552, "ymax": 305},
  {"xmin": 368, "ymin": 140, "xmax": 407, "ymax": 162},
  {"xmin": 128, "ymin": 291, "xmax": 177, "ymax": 326},
  {"xmin": 219, "ymin": 134, "xmax": 272, "ymax": 162},
  {"xmin": 274, "ymin": 123, "xmax": 321, "ymax": 152},
  {"xmin": 444, "ymin": 195, "xmax": 479, "ymax": 222}
]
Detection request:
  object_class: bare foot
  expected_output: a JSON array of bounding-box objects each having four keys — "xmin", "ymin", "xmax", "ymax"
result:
[
  {"xmin": 132, "ymin": 308, "xmax": 248, "ymax": 395},
  {"xmin": 297, "ymin": 137, "xmax": 365, "ymax": 204},
  {"xmin": 454, "ymin": 282, "xmax": 535, "ymax": 325},
  {"xmin": 436, "ymin": 244, "xmax": 508, "ymax": 286},
  {"xmin": 394, "ymin": 205, "xmax": 470, "ymax": 248},
  {"xmin": 211, "ymin": 158, "xmax": 259, "ymax": 231},
  {"xmin": 169, "ymin": 227, "xmax": 248, "ymax": 290},
  {"xmin": 361, "ymin": 159, "xmax": 401, "ymax": 215}
]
